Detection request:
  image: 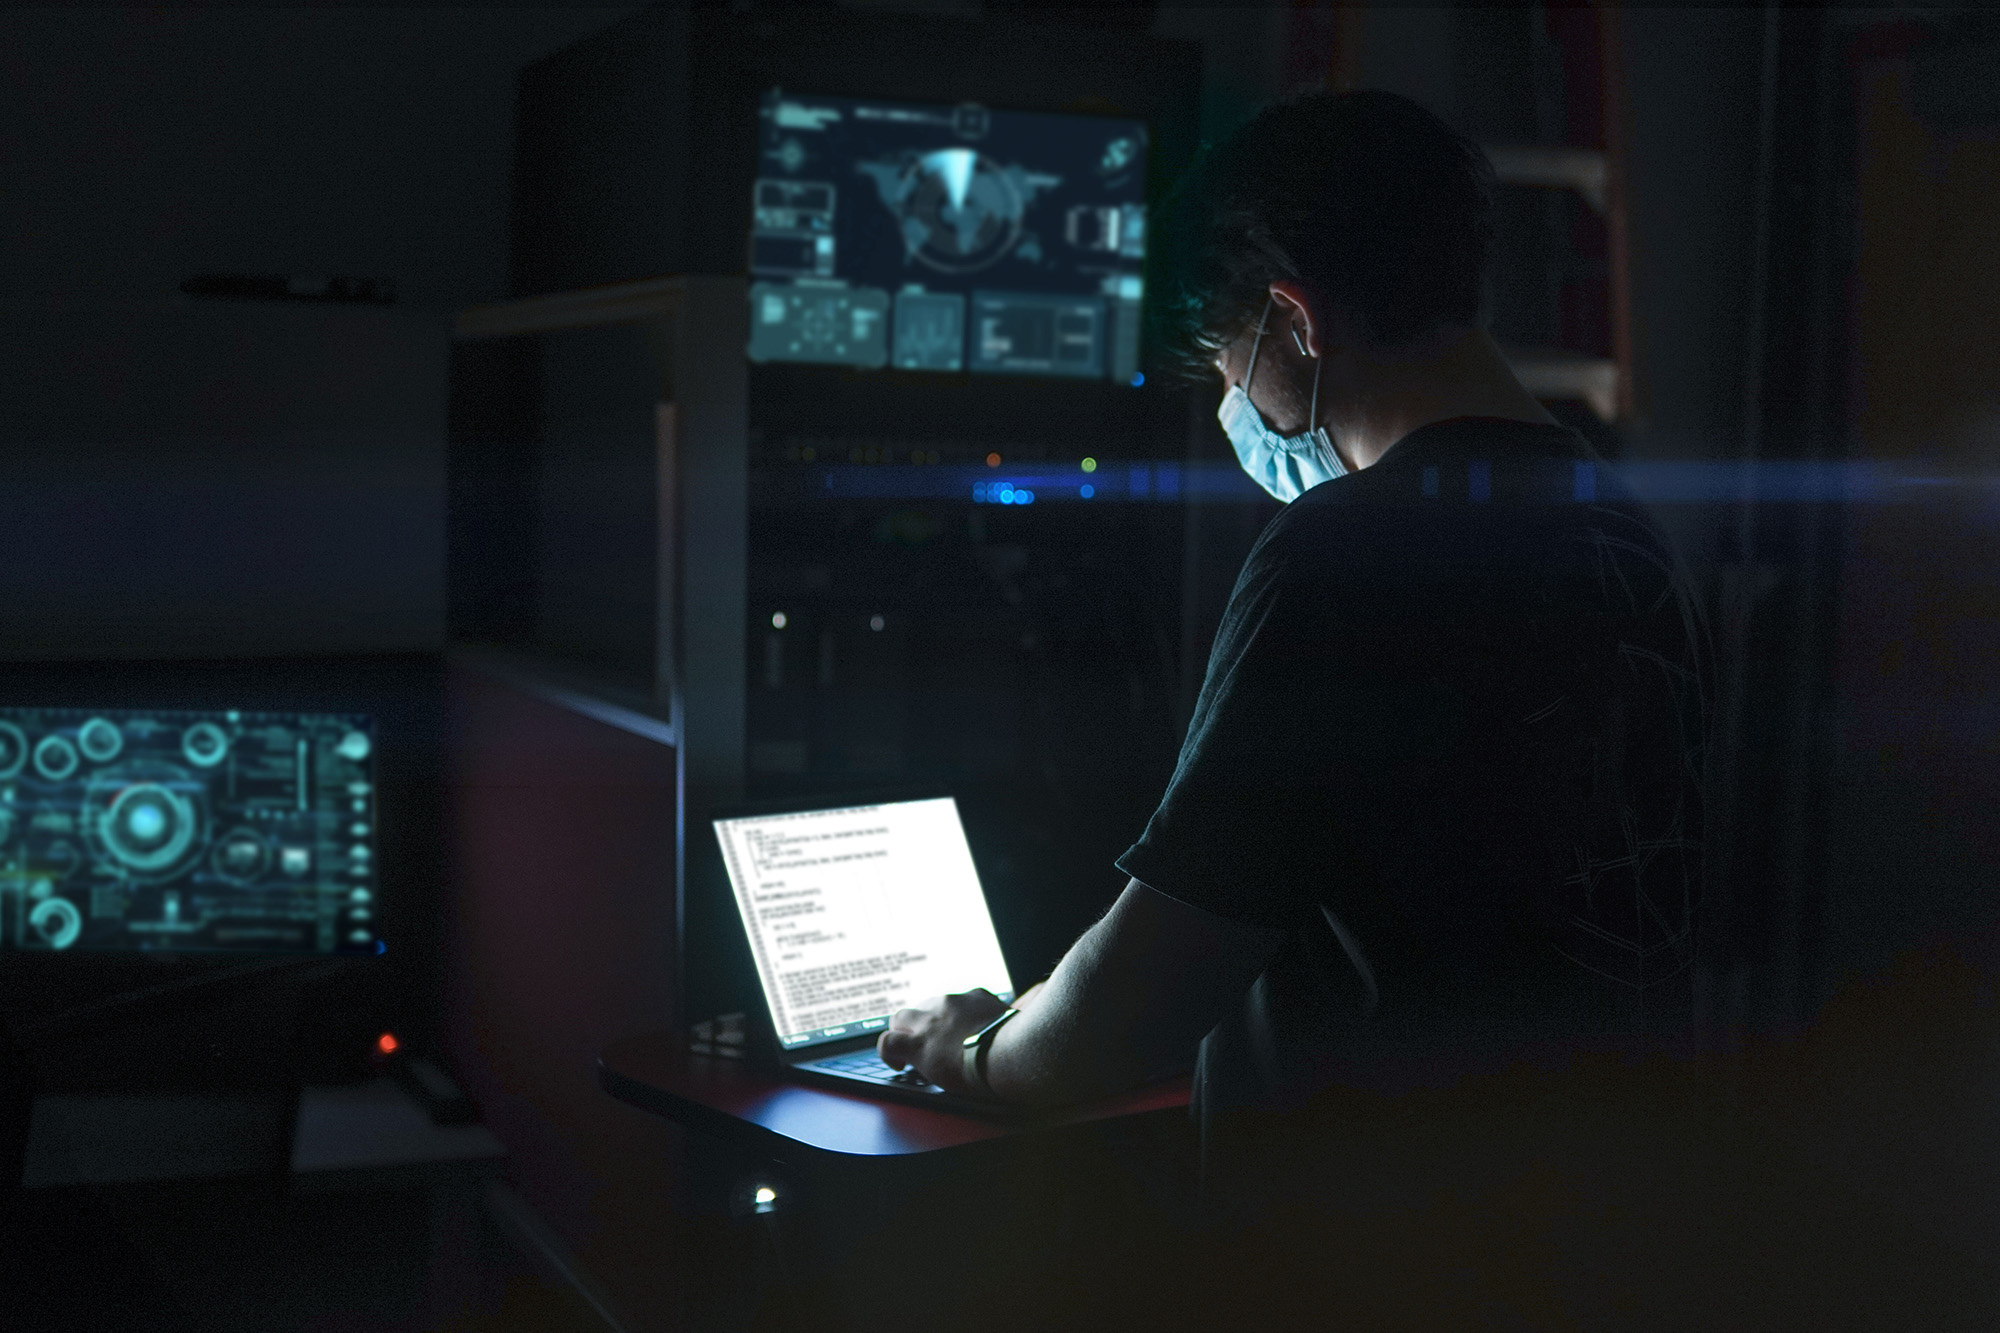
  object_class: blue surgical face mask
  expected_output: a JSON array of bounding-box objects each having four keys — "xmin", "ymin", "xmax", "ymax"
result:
[{"xmin": 1217, "ymin": 296, "xmax": 1347, "ymax": 503}]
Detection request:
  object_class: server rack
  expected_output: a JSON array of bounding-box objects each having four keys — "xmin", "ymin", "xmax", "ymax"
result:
[{"xmin": 450, "ymin": 6, "xmax": 1211, "ymax": 1031}]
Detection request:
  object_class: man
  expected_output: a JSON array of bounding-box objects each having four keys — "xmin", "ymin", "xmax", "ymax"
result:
[{"xmin": 881, "ymin": 91, "xmax": 1708, "ymax": 1320}]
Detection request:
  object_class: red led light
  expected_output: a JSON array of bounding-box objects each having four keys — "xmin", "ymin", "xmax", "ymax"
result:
[{"xmin": 376, "ymin": 1032, "xmax": 399, "ymax": 1055}]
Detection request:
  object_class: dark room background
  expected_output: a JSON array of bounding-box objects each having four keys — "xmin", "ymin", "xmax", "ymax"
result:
[
  {"xmin": 0, "ymin": 7, "xmax": 637, "ymax": 660},
  {"xmin": 0, "ymin": 4, "xmax": 1996, "ymax": 1329}
]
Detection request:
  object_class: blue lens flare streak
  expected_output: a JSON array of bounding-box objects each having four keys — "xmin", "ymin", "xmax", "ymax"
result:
[
  {"xmin": 1613, "ymin": 460, "xmax": 1987, "ymax": 504},
  {"xmin": 804, "ymin": 460, "xmax": 2000, "ymax": 507}
]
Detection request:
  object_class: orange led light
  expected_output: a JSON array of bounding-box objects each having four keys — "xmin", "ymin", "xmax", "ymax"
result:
[
  {"xmin": 985, "ymin": 452, "xmax": 1002, "ymax": 468},
  {"xmin": 377, "ymin": 1032, "xmax": 399, "ymax": 1055}
]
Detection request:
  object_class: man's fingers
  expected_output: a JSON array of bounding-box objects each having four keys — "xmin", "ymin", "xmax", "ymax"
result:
[
  {"xmin": 880, "ymin": 1006, "xmax": 928, "ymax": 1070},
  {"xmin": 878, "ymin": 997, "xmax": 973, "ymax": 1077},
  {"xmin": 877, "ymin": 1029, "xmax": 911, "ymax": 1069}
]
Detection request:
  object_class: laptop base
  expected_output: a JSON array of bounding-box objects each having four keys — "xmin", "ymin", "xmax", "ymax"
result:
[{"xmin": 785, "ymin": 1039, "xmax": 1022, "ymax": 1119}]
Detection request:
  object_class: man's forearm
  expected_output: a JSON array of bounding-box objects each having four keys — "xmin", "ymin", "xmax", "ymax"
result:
[
  {"xmin": 979, "ymin": 879, "xmax": 1281, "ymax": 1108},
  {"xmin": 981, "ymin": 909, "xmax": 1139, "ymax": 1108}
]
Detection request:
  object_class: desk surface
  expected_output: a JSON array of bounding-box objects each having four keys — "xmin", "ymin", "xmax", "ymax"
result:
[
  {"xmin": 599, "ymin": 1030, "xmax": 1190, "ymax": 1165},
  {"xmin": 292, "ymin": 1079, "xmax": 505, "ymax": 1176}
]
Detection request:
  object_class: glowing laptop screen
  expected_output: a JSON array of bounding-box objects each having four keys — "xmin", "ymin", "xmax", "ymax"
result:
[{"xmin": 715, "ymin": 797, "xmax": 1013, "ymax": 1049}]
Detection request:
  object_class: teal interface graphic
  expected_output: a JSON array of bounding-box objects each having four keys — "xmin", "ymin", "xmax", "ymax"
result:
[
  {"xmin": 0, "ymin": 709, "xmax": 377, "ymax": 953},
  {"xmin": 748, "ymin": 90, "xmax": 1147, "ymax": 382}
]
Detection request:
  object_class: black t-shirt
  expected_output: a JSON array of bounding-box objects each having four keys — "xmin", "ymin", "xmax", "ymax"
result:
[{"xmin": 1117, "ymin": 417, "xmax": 1710, "ymax": 1146}]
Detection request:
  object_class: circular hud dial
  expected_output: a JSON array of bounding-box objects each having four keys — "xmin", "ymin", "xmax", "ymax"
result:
[
  {"xmin": 861, "ymin": 149, "xmax": 1026, "ymax": 276},
  {"xmin": 102, "ymin": 784, "xmax": 198, "ymax": 873},
  {"xmin": 211, "ymin": 827, "xmax": 273, "ymax": 885},
  {"xmin": 0, "ymin": 722, "xmax": 27, "ymax": 779},
  {"xmin": 33, "ymin": 735, "xmax": 79, "ymax": 782},
  {"xmin": 29, "ymin": 897, "xmax": 81, "ymax": 950},
  {"xmin": 78, "ymin": 718, "xmax": 123, "ymax": 763},
  {"xmin": 86, "ymin": 765, "xmax": 207, "ymax": 882},
  {"xmin": 182, "ymin": 722, "xmax": 229, "ymax": 768}
]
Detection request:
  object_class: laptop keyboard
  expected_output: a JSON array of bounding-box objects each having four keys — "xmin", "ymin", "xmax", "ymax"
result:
[{"xmin": 802, "ymin": 1049, "xmax": 939, "ymax": 1090}]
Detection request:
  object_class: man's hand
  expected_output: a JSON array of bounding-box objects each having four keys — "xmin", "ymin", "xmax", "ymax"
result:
[{"xmin": 877, "ymin": 988, "xmax": 1011, "ymax": 1093}]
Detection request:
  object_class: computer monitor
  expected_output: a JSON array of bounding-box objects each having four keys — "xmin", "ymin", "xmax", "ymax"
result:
[
  {"xmin": 0, "ymin": 707, "xmax": 378, "ymax": 954},
  {"xmin": 747, "ymin": 88, "xmax": 1149, "ymax": 383}
]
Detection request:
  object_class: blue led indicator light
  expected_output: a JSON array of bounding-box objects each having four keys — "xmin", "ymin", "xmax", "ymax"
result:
[
  {"xmin": 974, "ymin": 480, "xmax": 1037, "ymax": 505},
  {"xmin": 1080, "ymin": 484, "xmax": 1094, "ymax": 499},
  {"xmin": 375, "ymin": 940, "xmax": 386, "ymax": 955},
  {"xmin": 1129, "ymin": 372, "xmax": 1145, "ymax": 388}
]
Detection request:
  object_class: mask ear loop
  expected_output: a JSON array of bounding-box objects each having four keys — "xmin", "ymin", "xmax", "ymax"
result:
[
  {"xmin": 1287, "ymin": 319, "xmax": 1321, "ymax": 435},
  {"xmin": 1306, "ymin": 337, "xmax": 1320, "ymax": 433},
  {"xmin": 1242, "ymin": 294, "xmax": 1274, "ymax": 396},
  {"xmin": 1300, "ymin": 324, "xmax": 1341, "ymax": 475}
]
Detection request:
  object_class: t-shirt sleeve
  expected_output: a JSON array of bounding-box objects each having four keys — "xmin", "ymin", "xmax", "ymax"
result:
[{"xmin": 1116, "ymin": 522, "xmax": 1454, "ymax": 931}]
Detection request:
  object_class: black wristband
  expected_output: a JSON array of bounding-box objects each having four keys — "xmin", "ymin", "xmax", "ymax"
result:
[{"xmin": 959, "ymin": 1006, "xmax": 1020, "ymax": 1097}]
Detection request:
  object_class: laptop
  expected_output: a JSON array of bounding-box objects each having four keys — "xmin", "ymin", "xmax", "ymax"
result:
[{"xmin": 713, "ymin": 795, "xmax": 1018, "ymax": 1114}]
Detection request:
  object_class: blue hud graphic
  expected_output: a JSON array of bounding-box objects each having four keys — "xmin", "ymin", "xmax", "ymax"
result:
[
  {"xmin": 749, "ymin": 89, "xmax": 1147, "ymax": 381},
  {"xmin": 0, "ymin": 708, "xmax": 377, "ymax": 953}
]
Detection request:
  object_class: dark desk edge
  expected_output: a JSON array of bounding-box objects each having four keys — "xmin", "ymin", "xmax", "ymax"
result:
[
  {"xmin": 598, "ymin": 1056, "xmax": 828, "ymax": 1170},
  {"xmin": 597, "ymin": 1053, "xmax": 1190, "ymax": 1172}
]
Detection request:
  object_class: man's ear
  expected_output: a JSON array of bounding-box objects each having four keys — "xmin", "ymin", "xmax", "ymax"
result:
[{"xmin": 1267, "ymin": 281, "xmax": 1345, "ymax": 359}]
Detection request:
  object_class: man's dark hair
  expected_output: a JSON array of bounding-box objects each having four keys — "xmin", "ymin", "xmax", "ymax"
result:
[{"xmin": 1151, "ymin": 90, "xmax": 1495, "ymax": 375}]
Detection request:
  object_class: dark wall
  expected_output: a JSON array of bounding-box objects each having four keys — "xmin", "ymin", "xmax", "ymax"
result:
[
  {"xmin": 1617, "ymin": 7, "xmax": 1768, "ymax": 463},
  {"xmin": 1829, "ymin": 27, "xmax": 2000, "ymax": 985},
  {"xmin": 0, "ymin": 7, "xmax": 637, "ymax": 661},
  {"xmin": 1357, "ymin": 4, "xmax": 1768, "ymax": 469},
  {"xmin": 0, "ymin": 303, "xmax": 449, "ymax": 659},
  {"xmin": 443, "ymin": 665, "xmax": 681, "ymax": 1333}
]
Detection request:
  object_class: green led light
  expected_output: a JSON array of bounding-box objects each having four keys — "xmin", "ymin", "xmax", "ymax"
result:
[{"xmin": 1081, "ymin": 457, "xmax": 1097, "ymax": 473}]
